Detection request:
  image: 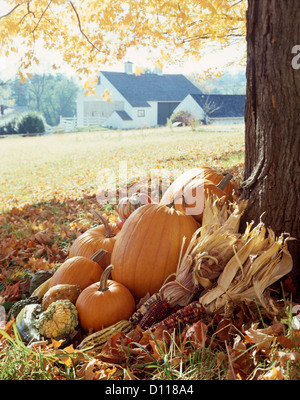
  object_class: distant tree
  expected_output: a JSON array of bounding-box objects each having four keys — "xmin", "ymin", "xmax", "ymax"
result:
[
  {"xmin": 190, "ymin": 70, "xmax": 246, "ymax": 95},
  {"xmin": 10, "ymin": 74, "xmax": 79, "ymax": 125},
  {"xmin": 10, "ymin": 78, "xmax": 28, "ymax": 106},
  {"xmin": 41, "ymin": 74, "xmax": 79, "ymax": 126}
]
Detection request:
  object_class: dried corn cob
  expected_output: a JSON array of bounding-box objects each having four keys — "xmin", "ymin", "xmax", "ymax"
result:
[
  {"xmin": 151, "ymin": 301, "xmax": 205, "ymax": 332},
  {"xmin": 129, "ymin": 293, "xmax": 161, "ymax": 327},
  {"xmin": 138, "ymin": 300, "xmax": 171, "ymax": 330}
]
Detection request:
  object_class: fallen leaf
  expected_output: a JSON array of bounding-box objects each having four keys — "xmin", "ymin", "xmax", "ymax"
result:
[
  {"xmin": 244, "ymin": 327, "xmax": 275, "ymax": 350},
  {"xmin": 181, "ymin": 321, "xmax": 208, "ymax": 345},
  {"xmin": 262, "ymin": 367, "xmax": 283, "ymax": 381},
  {"xmin": 215, "ymin": 318, "xmax": 232, "ymax": 342},
  {"xmin": 0, "ymin": 281, "xmax": 22, "ymax": 302},
  {"xmin": 34, "ymin": 231, "xmax": 52, "ymax": 245},
  {"xmin": 100, "ymin": 332, "xmax": 134, "ymax": 364}
]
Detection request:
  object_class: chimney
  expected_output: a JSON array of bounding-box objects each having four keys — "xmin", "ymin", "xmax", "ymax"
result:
[{"xmin": 124, "ymin": 61, "xmax": 133, "ymax": 74}]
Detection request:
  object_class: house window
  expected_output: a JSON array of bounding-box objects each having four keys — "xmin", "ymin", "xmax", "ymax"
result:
[
  {"xmin": 97, "ymin": 76, "xmax": 101, "ymax": 85},
  {"xmin": 137, "ymin": 109, "xmax": 145, "ymax": 117}
]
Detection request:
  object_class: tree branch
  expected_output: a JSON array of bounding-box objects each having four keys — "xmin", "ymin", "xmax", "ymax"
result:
[
  {"xmin": 68, "ymin": 1, "xmax": 101, "ymax": 52},
  {"xmin": 0, "ymin": 4, "xmax": 20, "ymax": 20},
  {"xmin": 32, "ymin": 0, "xmax": 52, "ymax": 34},
  {"xmin": 230, "ymin": 0, "xmax": 245, "ymax": 8},
  {"xmin": 18, "ymin": 1, "xmax": 36, "ymax": 25}
]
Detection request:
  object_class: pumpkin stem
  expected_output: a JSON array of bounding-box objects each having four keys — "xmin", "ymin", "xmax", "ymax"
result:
[
  {"xmin": 90, "ymin": 209, "xmax": 115, "ymax": 238},
  {"xmin": 217, "ymin": 173, "xmax": 233, "ymax": 191},
  {"xmin": 165, "ymin": 200, "xmax": 175, "ymax": 209},
  {"xmin": 98, "ymin": 265, "xmax": 114, "ymax": 292},
  {"xmin": 90, "ymin": 249, "xmax": 108, "ymax": 265}
]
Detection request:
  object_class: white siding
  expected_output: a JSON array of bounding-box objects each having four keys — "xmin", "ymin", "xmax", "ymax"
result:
[
  {"xmin": 104, "ymin": 112, "xmax": 134, "ymax": 129},
  {"xmin": 76, "ymin": 72, "xmax": 130, "ymax": 126},
  {"xmin": 173, "ymin": 95, "xmax": 206, "ymax": 121},
  {"xmin": 76, "ymin": 92, "xmax": 85, "ymax": 126},
  {"xmin": 147, "ymin": 102, "xmax": 158, "ymax": 126}
]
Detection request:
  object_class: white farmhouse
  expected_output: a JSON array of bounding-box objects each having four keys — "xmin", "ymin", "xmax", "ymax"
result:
[{"xmin": 76, "ymin": 62, "xmax": 203, "ymax": 129}]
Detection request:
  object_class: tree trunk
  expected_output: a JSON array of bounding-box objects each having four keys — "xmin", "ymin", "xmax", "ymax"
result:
[{"xmin": 241, "ymin": 0, "xmax": 300, "ymax": 288}]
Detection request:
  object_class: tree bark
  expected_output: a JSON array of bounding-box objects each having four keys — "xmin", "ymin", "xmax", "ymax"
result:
[{"xmin": 241, "ymin": 0, "xmax": 300, "ymax": 287}]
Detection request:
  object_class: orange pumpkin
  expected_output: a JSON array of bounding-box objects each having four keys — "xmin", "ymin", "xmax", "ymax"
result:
[
  {"xmin": 110, "ymin": 203, "xmax": 199, "ymax": 300},
  {"xmin": 75, "ymin": 265, "xmax": 136, "ymax": 332},
  {"xmin": 160, "ymin": 167, "xmax": 237, "ymax": 206},
  {"xmin": 170, "ymin": 174, "xmax": 233, "ymax": 223},
  {"xmin": 49, "ymin": 250, "xmax": 106, "ymax": 290},
  {"xmin": 69, "ymin": 210, "xmax": 119, "ymax": 269}
]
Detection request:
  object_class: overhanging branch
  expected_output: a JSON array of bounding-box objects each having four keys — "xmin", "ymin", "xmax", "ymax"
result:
[
  {"xmin": 0, "ymin": 4, "xmax": 20, "ymax": 19},
  {"xmin": 68, "ymin": 1, "xmax": 101, "ymax": 52}
]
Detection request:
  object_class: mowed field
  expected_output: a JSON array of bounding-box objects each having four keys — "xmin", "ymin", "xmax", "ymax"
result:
[{"xmin": 0, "ymin": 124, "xmax": 245, "ymax": 271}]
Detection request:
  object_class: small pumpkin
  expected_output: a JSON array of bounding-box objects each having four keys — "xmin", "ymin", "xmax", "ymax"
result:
[
  {"xmin": 117, "ymin": 192, "xmax": 152, "ymax": 221},
  {"xmin": 110, "ymin": 202, "xmax": 199, "ymax": 299},
  {"xmin": 38, "ymin": 299, "xmax": 78, "ymax": 340},
  {"xmin": 42, "ymin": 284, "xmax": 82, "ymax": 310},
  {"xmin": 16, "ymin": 303, "xmax": 43, "ymax": 342},
  {"xmin": 49, "ymin": 249, "xmax": 107, "ymax": 290},
  {"xmin": 75, "ymin": 265, "xmax": 136, "ymax": 332},
  {"xmin": 68, "ymin": 210, "xmax": 119, "ymax": 268},
  {"xmin": 9, "ymin": 296, "xmax": 40, "ymax": 320}
]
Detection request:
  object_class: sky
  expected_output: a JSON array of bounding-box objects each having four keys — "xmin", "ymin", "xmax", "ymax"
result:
[{"xmin": 0, "ymin": 0, "xmax": 246, "ymax": 82}]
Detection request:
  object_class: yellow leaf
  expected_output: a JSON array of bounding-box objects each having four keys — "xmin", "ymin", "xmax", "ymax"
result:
[
  {"xmin": 18, "ymin": 70, "xmax": 26, "ymax": 83},
  {"xmin": 51, "ymin": 338, "xmax": 64, "ymax": 348},
  {"xmin": 135, "ymin": 66, "xmax": 145, "ymax": 76}
]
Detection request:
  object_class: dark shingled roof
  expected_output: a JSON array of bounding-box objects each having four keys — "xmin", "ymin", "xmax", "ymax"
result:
[
  {"xmin": 190, "ymin": 94, "xmax": 246, "ymax": 118},
  {"xmin": 101, "ymin": 71, "xmax": 202, "ymax": 107},
  {"xmin": 115, "ymin": 110, "xmax": 132, "ymax": 120}
]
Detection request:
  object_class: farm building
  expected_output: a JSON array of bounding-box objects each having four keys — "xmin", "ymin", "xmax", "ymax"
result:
[
  {"xmin": 76, "ymin": 62, "xmax": 203, "ymax": 129},
  {"xmin": 173, "ymin": 94, "xmax": 246, "ymax": 125},
  {"xmin": 75, "ymin": 62, "xmax": 246, "ymax": 129}
]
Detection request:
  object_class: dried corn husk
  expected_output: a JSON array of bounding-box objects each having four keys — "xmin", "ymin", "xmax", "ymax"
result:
[
  {"xmin": 199, "ymin": 222, "xmax": 293, "ymax": 315},
  {"xmin": 159, "ymin": 195, "xmax": 248, "ymax": 308}
]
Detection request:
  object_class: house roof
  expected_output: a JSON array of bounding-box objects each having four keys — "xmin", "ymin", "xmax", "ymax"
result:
[
  {"xmin": 101, "ymin": 71, "xmax": 202, "ymax": 107},
  {"xmin": 115, "ymin": 110, "xmax": 132, "ymax": 120},
  {"xmin": 190, "ymin": 94, "xmax": 246, "ymax": 118}
]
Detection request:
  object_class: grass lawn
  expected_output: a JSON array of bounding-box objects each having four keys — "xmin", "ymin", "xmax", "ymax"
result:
[{"xmin": 0, "ymin": 124, "xmax": 245, "ymax": 211}]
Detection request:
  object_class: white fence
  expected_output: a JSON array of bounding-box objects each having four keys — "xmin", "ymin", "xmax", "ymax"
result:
[{"xmin": 59, "ymin": 116, "xmax": 107, "ymax": 131}]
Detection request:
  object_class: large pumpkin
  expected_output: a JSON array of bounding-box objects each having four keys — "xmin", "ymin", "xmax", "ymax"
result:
[
  {"xmin": 110, "ymin": 203, "xmax": 199, "ymax": 299},
  {"xmin": 75, "ymin": 265, "xmax": 136, "ymax": 332},
  {"xmin": 49, "ymin": 250, "xmax": 106, "ymax": 290},
  {"xmin": 160, "ymin": 167, "xmax": 237, "ymax": 206},
  {"xmin": 69, "ymin": 210, "xmax": 119, "ymax": 268},
  {"xmin": 170, "ymin": 174, "xmax": 233, "ymax": 223}
]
